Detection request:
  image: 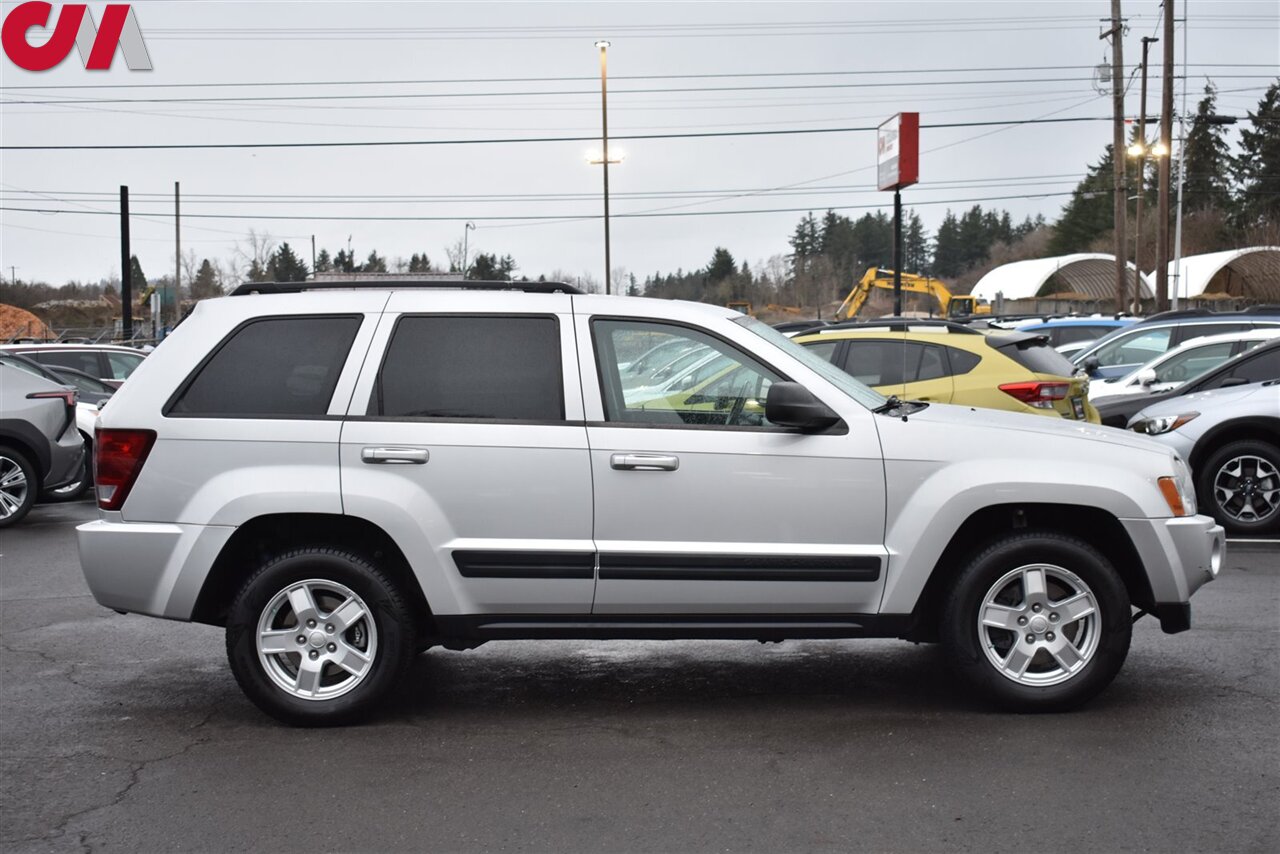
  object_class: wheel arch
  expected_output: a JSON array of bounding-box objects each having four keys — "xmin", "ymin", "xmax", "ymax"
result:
[
  {"xmin": 0, "ymin": 422, "xmax": 52, "ymax": 483},
  {"xmin": 1187, "ymin": 416, "xmax": 1280, "ymax": 474},
  {"xmin": 190, "ymin": 513, "xmax": 433, "ymax": 634},
  {"xmin": 905, "ymin": 503, "xmax": 1153, "ymax": 642}
]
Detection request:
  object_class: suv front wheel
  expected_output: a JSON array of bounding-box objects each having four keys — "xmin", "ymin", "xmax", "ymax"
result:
[
  {"xmin": 226, "ymin": 548, "xmax": 415, "ymax": 726},
  {"xmin": 941, "ymin": 532, "xmax": 1131, "ymax": 711}
]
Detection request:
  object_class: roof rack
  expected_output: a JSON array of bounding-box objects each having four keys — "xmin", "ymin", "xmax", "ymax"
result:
[
  {"xmin": 801, "ymin": 317, "xmax": 982, "ymax": 335},
  {"xmin": 230, "ymin": 279, "xmax": 584, "ymax": 297},
  {"xmin": 1141, "ymin": 304, "xmax": 1280, "ymax": 323}
]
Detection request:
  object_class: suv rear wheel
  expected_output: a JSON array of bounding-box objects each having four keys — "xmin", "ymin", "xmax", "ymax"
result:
[
  {"xmin": 941, "ymin": 532, "xmax": 1131, "ymax": 711},
  {"xmin": 0, "ymin": 446, "xmax": 37, "ymax": 528},
  {"xmin": 226, "ymin": 548, "xmax": 415, "ymax": 726}
]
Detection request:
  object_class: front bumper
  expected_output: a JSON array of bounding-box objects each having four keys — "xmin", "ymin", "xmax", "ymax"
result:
[
  {"xmin": 1121, "ymin": 513, "xmax": 1225, "ymax": 633},
  {"xmin": 77, "ymin": 518, "xmax": 235, "ymax": 619}
]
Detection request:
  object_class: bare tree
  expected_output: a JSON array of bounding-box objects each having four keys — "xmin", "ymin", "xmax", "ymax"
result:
[
  {"xmin": 234, "ymin": 229, "xmax": 277, "ymax": 280},
  {"xmin": 444, "ymin": 238, "xmax": 467, "ymax": 274},
  {"xmin": 610, "ymin": 266, "xmax": 628, "ymax": 296}
]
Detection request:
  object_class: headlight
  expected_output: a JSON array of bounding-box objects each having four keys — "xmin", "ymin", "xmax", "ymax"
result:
[{"xmin": 1131, "ymin": 411, "xmax": 1199, "ymax": 435}]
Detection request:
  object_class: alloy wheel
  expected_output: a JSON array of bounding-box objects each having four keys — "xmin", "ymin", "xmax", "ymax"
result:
[
  {"xmin": 256, "ymin": 579, "xmax": 378, "ymax": 701},
  {"xmin": 1213, "ymin": 454, "xmax": 1280, "ymax": 524}
]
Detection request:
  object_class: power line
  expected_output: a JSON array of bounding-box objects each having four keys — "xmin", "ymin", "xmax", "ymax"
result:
[
  {"xmin": 3, "ymin": 63, "xmax": 1268, "ymax": 92},
  {"xmin": 0, "ymin": 114, "xmax": 1111, "ymax": 151},
  {"xmin": 0, "ymin": 193, "xmax": 1077, "ymax": 224},
  {"xmin": 5, "ymin": 76, "xmax": 1272, "ymax": 107}
]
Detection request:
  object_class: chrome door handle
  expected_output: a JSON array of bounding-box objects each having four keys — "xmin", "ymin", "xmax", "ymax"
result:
[
  {"xmin": 362, "ymin": 447, "xmax": 429, "ymax": 465},
  {"xmin": 610, "ymin": 453, "xmax": 679, "ymax": 471}
]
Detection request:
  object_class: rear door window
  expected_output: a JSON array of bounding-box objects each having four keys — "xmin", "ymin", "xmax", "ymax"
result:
[
  {"xmin": 1093, "ymin": 327, "xmax": 1172, "ymax": 366},
  {"xmin": 29, "ymin": 349, "xmax": 101, "ymax": 376},
  {"xmin": 106, "ymin": 351, "xmax": 145, "ymax": 380},
  {"xmin": 169, "ymin": 315, "xmax": 361, "ymax": 417},
  {"xmin": 1200, "ymin": 347, "xmax": 1280, "ymax": 389},
  {"xmin": 372, "ymin": 315, "xmax": 563, "ymax": 421},
  {"xmin": 991, "ymin": 337, "xmax": 1078, "ymax": 376}
]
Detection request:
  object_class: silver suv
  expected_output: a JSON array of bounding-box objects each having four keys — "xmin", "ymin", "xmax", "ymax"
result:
[{"xmin": 78, "ymin": 281, "xmax": 1225, "ymax": 725}]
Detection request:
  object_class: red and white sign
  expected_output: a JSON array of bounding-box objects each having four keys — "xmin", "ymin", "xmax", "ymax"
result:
[
  {"xmin": 2, "ymin": 3, "xmax": 152, "ymax": 71},
  {"xmin": 877, "ymin": 112, "xmax": 919, "ymax": 191}
]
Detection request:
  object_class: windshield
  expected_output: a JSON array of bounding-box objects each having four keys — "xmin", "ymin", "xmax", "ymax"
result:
[{"xmin": 733, "ymin": 316, "xmax": 887, "ymax": 409}]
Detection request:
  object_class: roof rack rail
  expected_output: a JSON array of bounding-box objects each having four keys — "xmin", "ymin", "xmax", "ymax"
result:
[
  {"xmin": 802, "ymin": 317, "xmax": 982, "ymax": 335},
  {"xmin": 1142, "ymin": 304, "xmax": 1280, "ymax": 322},
  {"xmin": 229, "ymin": 279, "xmax": 584, "ymax": 296}
]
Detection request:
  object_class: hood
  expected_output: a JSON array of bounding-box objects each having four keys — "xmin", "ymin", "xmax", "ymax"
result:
[
  {"xmin": 900, "ymin": 400, "xmax": 1175, "ymax": 456},
  {"xmin": 1132, "ymin": 381, "xmax": 1278, "ymax": 418}
]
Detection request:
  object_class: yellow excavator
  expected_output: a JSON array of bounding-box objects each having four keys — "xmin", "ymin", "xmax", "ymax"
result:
[{"xmin": 835, "ymin": 267, "xmax": 991, "ymax": 321}]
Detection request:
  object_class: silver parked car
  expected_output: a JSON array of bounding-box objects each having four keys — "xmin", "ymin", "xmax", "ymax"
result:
[
  {"xmin": 1130, "ymin": 381, "xmax": 1280, "ymax": 534},
  {"xmin": 0, "ymin": 364, "xmax": 87, "ymax": 526},
  {"xmin": 78, "ymin": 281, "xmax": 1223, "ymax": 725}
]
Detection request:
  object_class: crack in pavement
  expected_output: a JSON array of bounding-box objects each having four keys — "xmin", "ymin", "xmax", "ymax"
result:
[{"xmin": 1, "ymin": 711, "xmax": 219, "ymax": 851}]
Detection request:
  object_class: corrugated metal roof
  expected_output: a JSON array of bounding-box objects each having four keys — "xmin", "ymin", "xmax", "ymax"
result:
[
  {"xmin": 1164, "ymin": 247, "xmax": 1280, "ymax": 301},
  {"xmin": 971, "ymin": 254, "xmax": 1153, "ymax": 302}
]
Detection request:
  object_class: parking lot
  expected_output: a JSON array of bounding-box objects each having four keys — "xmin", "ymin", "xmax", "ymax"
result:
[{"xmin": 0, "ymin": 499, "xmax": 1275, "ymax": 853}]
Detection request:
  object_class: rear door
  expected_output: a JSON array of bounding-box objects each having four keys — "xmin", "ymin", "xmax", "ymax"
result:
[
  {"xmin": 841, "ymin": 338, "xmax": 954, "ymax": 403},
  {"xmin": 340, "ymin": 293, "xmax": 596, "ymax": 616}
]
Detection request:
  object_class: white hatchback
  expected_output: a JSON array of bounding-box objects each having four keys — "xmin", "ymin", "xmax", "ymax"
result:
[{"xmin": 1089, "ymin": 329, "xmax": 1280, "ymax": 401}]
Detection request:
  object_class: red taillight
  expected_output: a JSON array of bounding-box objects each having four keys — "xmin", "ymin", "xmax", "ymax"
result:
[
  {"xmin": 94, "ymin": 429, "xmax": 156, "ymax": 511},
  {"xmin": 999, "ymin": 381, "xmax": 1070, "ymax": 409}
]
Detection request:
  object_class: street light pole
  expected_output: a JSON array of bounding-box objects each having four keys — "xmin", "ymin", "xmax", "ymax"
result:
[
  {"xmin": 462, "ymin": 221, "xmax": 475, "ymax": 278},
  {"xmin": 596, "ymin": 40, "xmax": 612, "ymax": 295},
  {"xmin": 1135, "ymin": 36, "xmax": 1157, "ymax": 310},
  {"xmin": 1155, "ymin": 0, "xmax": 1175, "ymax": 312}
]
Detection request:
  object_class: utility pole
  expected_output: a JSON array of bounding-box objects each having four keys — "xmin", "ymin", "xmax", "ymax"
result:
[
  {"xmin": 1134, "ymin": 36, "xmax": 1157, "ymax": 312},
  {"xmin": 462, "ymin": 222, "xmax": 475, "ymax": 278},
  {"xmin": 172, "ymin": 181, "xmax": 180, "ymax": 339},
  {"xmin": 1155, "ymin": 0, "xmax": 1175, "ymax": 312},
  {"xmin": 310, "ymin": 235, "xmax": 316, "ymax": 278},
  {"xmin": 1105, "ymin": 0, "xmax": 1127, "ymax": 315},
  {"xmin": 120, "ymin": 186, "xmax": 133, "ymax": 343},
  {"xmin": 1172, "ymin": 0, "xmax": 1189, "ymax": 309},
  {"xmin": 892, "ymin": 191, "xmax": 903, "ymax": 316},
  {"xmin": 596, "ymin": 40, "xmax": 613, "ymax": 295}
]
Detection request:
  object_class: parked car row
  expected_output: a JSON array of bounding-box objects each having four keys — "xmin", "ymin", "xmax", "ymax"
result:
[{"xmin": 0, "ymin": 343, "xmax": 147, "ymax": 525}]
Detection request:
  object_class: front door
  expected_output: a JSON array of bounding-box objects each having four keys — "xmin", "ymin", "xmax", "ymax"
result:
[{"xmin": 579, "ymin": 311, "xmax": 887, "ymax": 616}]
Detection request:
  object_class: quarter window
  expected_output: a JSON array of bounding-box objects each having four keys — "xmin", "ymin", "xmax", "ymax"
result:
[
  {"xmin": 594, "ymin": 320, "xmax": 782, "ymax": 428},
  {"xmin": 169, "ymin": 315, "xmax": 360, "ymax": 417},
  {"xmin": 373, "ymin": 316, "xmax": 563, "ymax": 421}
]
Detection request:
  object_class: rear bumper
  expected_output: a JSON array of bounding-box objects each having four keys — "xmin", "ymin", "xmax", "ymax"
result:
[
  {"xmin": 77, "ymin": 518, "xmax": 235, "ymax": 619},
  {"xmin": 1121, "ymin": 514, "xmax": 1225, "ymax": 633}
]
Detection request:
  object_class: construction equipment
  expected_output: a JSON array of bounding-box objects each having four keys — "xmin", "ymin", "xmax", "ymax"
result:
[
  {"xmin": 835, "ymin": 267, "xmax": 991, "ymax": 321},
  {"xmin": 725, "ymin": 301, "xmax": 753, "ymax": 314}
]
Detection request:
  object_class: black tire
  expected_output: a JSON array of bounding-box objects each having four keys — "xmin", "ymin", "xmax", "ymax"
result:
[
  {"xmin": 0, "ymin": 445, "xmax": 38, "ymax": 528},
  {"xmin": 1196, "ymin": 439, "xmax": 1280, "ymax": 535},
  {"xmin": 941, "ymin": 531, "xmax": 1132, "ymax": 712},
  {"xmin": 226, "ymin": 548, "xmax": 416, "ymax": 726},
  {"xmin": 42, "ymin": 445, "xmax": 91, "ymax": 503}
]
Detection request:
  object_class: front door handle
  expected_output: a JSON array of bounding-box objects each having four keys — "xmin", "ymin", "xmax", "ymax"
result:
[
  {"xmin": 610, "ymin": 453, "xmax": 679, "ymax": 471},
  {"xmin": 362, "ymin": 447, "xmax": 429, "ymax": 465}
]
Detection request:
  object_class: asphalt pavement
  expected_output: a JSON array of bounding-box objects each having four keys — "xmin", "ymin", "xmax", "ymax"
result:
[{"xmin": 2, "ymin": 500, "xmax": 1277, "ymax": 853}]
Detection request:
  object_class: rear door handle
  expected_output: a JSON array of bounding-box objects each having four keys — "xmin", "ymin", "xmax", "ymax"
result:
[
  {"xmin": 362, "ymin": 447, "xmax": 429, "ymax": 465},
  {"xmin": 610, "ymin": 453, "xmax": 679, "ymax": 471}
]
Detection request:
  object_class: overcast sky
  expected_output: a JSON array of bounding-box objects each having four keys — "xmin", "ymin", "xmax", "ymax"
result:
[{"xmin": 1, "ymin": 0, "xmax": 1277, "ymax": 289}]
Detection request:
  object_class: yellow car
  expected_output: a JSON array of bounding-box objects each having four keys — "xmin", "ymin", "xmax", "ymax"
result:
[{"xmin": 794, "ymin": 320, "xmax": 1100, "ymax": 423}]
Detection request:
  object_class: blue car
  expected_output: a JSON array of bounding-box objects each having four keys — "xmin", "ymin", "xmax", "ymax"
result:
[
  {"xmin": 1071, "ymin": 307, "xmax": 1280, "ymax": 380},
  {"xmin": 1014, "ymin": 317, "xmax": 1138, "ymax": 353}
]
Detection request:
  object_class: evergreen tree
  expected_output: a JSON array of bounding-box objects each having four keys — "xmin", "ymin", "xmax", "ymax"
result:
[
  {"xmin": 1236, "ymin": 80, "xmax": 1280, "ymax": 227},
  {"xmin": 470, "ymin": 252, "xmax": 514, "ymax": 281},
  {"xmin": 627, "ymin": 272, "xmax": 640, "ymax": 296},
  {"xmin": 407, "ymin": 252, "xmax": 432, "ymax": 272},
  {"xmin": 706, "ymin": 247, "xmax": 737, "ymax": 282},
  {"xmin": 1182, "ymin": 83, "xmax": 1236, "ymax": 214},
  {"xmin": 363, "ymin": 251, "xmax": 388, "ymax": 273},
  {"xmin": 788, "ymin": 212, "xmax": 821, "ymax": 276},
  {"xmin": 932, "ymin": 210, "xmax": 963, "ymax": 277},
  {"xmin": 1049, "ymin": 145, "xmax": 1116, "ymax": 254},
  {"xmin": 904, "ymin": 211, "xmax": 929, "ymax": 273},
  {"xmin": 314, "ymin": 249, "xmax": 333, "ymax": 273},
  {"xmin": 127, "ymin": 255, "xmax": 147, "ymax": 292},
  {"xmin": 190, "ymin": 259, "xmax": 221, "ymax": 300},
  {"xmin": 267, "ymin": 242, "xmax": 309, "ymax": 282}
]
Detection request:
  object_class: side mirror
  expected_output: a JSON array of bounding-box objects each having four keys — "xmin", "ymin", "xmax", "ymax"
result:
[
  {"xmin": 1082, "ymin": 356, "xmax": 1101, "ymax": 374},
  {"xmin": 765, "ymin": 382, "xmax": 841, "ymax": 432},
  {"xmin": 1136, "ymin": 368, "xmax": 1157, "ymax": 386},
  {"xmin": 1219, "ymin": 376, "xmax": 1249, "ymax": 388}
]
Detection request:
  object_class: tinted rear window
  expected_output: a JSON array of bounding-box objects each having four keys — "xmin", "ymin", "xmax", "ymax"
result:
[
  {"xmin": 989, "ymin": 335, "xmax": 1077, "ymax": 376},
  {"xmin": 372, "ymin": 315, "xmax": 563, "ymax": 421},
  {"xmin": 169, "ymin": 315, "xmax": 360, "ymax": 417}
]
